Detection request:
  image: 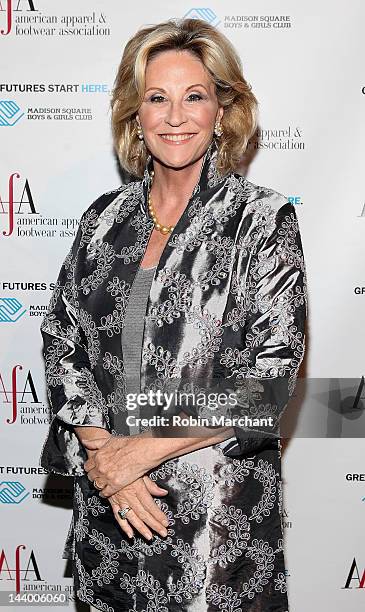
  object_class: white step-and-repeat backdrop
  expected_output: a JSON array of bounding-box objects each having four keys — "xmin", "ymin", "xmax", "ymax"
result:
[{"xmin": 1, "ymin": 1, "xmax": 364, "ymax": 610}]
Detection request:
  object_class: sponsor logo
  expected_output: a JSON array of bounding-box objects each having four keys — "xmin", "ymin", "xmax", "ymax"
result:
[
  {"xmin": 0, "ymin": 0, "xmax": 110, "ymax": 37},
  {"xmin": 183, "ymin": 8, "xmax": 220, "ymax": 27},
  {"xmin": 0, "ymin": 100, "xmax": 24, "ymax": 125},
  {"xmin": 182, "ymin": 8, "xmax": 293, "ymax": 31},
  {"xmin": 0, "ymin": 298, "xmax": 27, "ymax": 322},
  {"xmin": 0, "ymin": 173, "xmax": 38, "ymax": 237},
  {"xmin": 1, "ymin": 173, "xmax": 81, "ymax": 239},
  {"xmin": 0, "ymin": 545, "xmax": 43, "ymax": 593},
  {"xmin": 0, "ymin": 481, "xmax": 30, "ymax": 503},
  {"xmin": 343, "ymin": 558, "xmax": 365, "ymax": 589},
  {"xmin": 0, "ymin": 365, "xmax": 48, "ymax": 426}
]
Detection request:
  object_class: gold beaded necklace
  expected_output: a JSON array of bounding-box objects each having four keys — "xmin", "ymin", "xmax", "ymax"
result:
[{"xmin": 148, "ymin": 169, "xmax": 175, "ymax": 235}]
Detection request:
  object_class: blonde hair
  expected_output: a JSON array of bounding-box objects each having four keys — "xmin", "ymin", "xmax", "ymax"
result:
[{"xmin": 111, "ymin": 17, "xmax": 258, "ymax": 177}]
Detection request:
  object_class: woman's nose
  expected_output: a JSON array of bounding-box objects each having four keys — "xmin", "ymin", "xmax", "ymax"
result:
[{"xmin": 165, "ymin": 101, "xmax": 187, "ymax": 126}]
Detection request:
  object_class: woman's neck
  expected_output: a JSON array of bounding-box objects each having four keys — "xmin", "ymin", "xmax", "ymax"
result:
[{"xmin": 149, "ymin": 155, "xmax": 204, "ymax": 216}]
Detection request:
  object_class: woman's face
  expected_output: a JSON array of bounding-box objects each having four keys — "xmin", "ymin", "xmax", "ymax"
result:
[{"xmin": 137, "ymin": 49, "xmax": 223, "ymax": 170}]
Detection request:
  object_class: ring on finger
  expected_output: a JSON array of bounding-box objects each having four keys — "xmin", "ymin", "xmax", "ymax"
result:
[
  {"xmin": 93, "ymin": 479, "xmax": 104, "ymax": 491},
  {"xmin": 118, "ymin": 506, "xmax": 131, "ymax": 520}
]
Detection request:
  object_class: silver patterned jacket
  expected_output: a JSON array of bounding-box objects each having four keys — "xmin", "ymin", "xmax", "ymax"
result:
[{"xmin": 39, "ymin": 139, "xmax": 307, "ymax": 477}]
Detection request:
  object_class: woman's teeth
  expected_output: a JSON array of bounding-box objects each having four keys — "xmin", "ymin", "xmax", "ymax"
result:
[{"xmin": 160, "ymin": 134, "xmax": 195, "ymax": 142}]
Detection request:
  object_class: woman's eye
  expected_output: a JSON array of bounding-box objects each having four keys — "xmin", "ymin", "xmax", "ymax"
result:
[
  {"xmin": 149, "ymin": 93, "xmax": 203, "ymax": 103},
  {"xmin": 150, "ymin": 95, "xmax": 165, "ymax": 103},
  {"xmin": 187, "ymin": 93, "xmax": 203, "ymax": 102}
]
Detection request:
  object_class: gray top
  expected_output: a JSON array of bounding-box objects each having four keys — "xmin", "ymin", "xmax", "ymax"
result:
[{"xmin": 121, "ymin": 265, "xmax": 156, "ymax": 434}]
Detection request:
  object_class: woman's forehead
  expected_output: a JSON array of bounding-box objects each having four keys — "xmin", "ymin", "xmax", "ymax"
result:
[{"xmin": 145, "ymin": 51, "xmax": 212, "ymax": 87}]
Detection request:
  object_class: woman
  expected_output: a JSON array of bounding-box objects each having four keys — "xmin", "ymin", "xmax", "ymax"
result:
[{"xmin": 39, "ymin": 17, "xmax": 307, "ymax": 612}]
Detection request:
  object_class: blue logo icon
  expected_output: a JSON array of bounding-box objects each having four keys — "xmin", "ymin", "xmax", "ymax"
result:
[
  {"xmin": 183, "ymin": 8, "xmax": 221, "ymax": 27},
  {"xmin": 0, "ymin": 298, "xmax": 27, "ymax": 322},
  {"xmin": 0, "ymin": 101, "xmax": 24, "ymax": 126},
  {"xmin": 0, "ymin": 481, "xmax": 30, "ymax": 504}
]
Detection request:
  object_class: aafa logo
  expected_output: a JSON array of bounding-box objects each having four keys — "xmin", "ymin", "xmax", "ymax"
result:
[
  {"xmin": 0, "ymin": 0, "xmax": 37, "ymax": 36},
  {"xmin": 0, "ymin": 365, "xmax": 39, "ymax": 424},
  {"xmin": 343, "ymin": 558, "xmax": 365, "ymax": 589},
  {"xmin": 0, "ymin": 545, "xmax": 43, "ymax": 592},
  {"xmin": 0, "ymin": 173, "xmax": 38, "ymax": 237}
]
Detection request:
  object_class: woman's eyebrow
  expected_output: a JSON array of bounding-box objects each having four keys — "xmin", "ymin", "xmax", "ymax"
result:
[{"xmin": 145, "ymin": 83, "xmax": 208, "ymax": 93}]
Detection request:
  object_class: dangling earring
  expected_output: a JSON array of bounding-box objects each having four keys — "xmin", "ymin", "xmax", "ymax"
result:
[
  {"xmin": 214, "ymin": 121, "xmax": 223, "ymax": 137},
  {"xmin": 136, "ymin": 120, "xmax": 144, "ymax": 141}
]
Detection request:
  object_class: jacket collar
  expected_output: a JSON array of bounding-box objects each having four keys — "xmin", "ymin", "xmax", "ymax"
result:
[{"xmin": 140, "ymin": 138, "xmax": 225, "ymax": 216}]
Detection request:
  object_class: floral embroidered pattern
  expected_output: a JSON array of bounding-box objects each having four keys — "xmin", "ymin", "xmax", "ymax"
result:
[
  {"xmin": 98, "ymin": 277, "xmax": 131, "ymax": 337},
  {"xmin": 72, "ymin": 442, "xmax": 288, "ymax": 610}
]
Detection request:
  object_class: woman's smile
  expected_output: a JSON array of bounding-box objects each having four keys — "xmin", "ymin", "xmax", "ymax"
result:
[{"xmin": 159, "ymin": 133, "xmax": 197, "ymax": 144}]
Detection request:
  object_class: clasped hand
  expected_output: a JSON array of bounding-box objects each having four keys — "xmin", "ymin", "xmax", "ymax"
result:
[
  {"xmin": 82, "ymin": 432, "xmax": 158, "ymax": 497},
  {"xmin": 82, "ymin": 433, "xmax": 169, "ymax": 540}
]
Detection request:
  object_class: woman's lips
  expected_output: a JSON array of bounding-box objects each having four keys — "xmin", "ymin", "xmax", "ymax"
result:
[{"xmin": 159, "ymin": 133, "xmax": 196, "ymax": 145}]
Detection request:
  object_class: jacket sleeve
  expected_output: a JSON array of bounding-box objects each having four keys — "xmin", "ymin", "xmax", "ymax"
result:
[
  {"xmin": 222, "ymin": 199, "xmax": 308, "ymax": 457},
  {"xmin": 39, "ymin": 208, "xmax": 110, "ymax": 477}
]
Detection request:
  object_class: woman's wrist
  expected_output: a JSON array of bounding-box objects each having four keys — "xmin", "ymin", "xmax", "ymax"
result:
[
  {"xmin": 74, "ymin": 426, "xmax": 111, "ymax": 443},
  {"xmin": 144, "ymin": 426, "xmax": 235, "ymax": 466}
]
